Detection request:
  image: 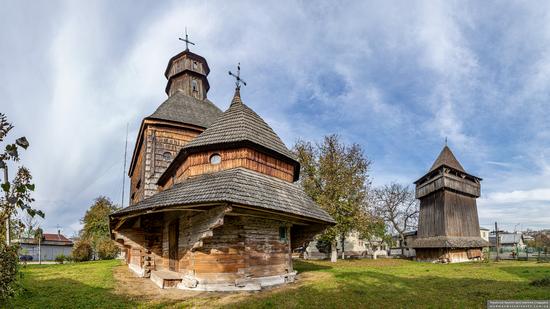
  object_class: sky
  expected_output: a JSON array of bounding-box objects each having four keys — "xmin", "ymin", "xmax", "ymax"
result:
[{"xmin": 1, "ymin": 1, "xmax": 550, "ymax": 236}]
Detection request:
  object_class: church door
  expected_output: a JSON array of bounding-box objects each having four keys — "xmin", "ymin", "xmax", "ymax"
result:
[{"xmin": 168, "ymin": 220, "xmax": 179, "ymax": 271}]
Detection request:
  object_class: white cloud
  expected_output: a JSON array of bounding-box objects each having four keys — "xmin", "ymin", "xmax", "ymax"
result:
[{"xmin": 2, "ymin": 1, "xmax": 550, "ymax": 234}]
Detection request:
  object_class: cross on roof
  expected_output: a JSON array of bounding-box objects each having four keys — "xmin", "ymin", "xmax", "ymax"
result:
[
  {"xmin": 178, "ymin": 28, "xmax": 195, "ymax": 51},
  {"xmin": 228, "ymin": 63, "xmax": 247, "ymax": 90}
]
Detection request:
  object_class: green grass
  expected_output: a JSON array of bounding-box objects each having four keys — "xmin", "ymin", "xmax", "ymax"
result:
[
  {"xmin": 9, "ymin": 260, "xmax": 134, "ymax": 309},
  {"xmin": 6, "ymin": 259, "xmax": 550, "ymax": 308}
]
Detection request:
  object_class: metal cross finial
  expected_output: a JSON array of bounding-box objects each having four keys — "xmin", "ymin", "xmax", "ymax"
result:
[
  {"xmin": 445, "ymin": 137, "xmax": 448, "ymax": 146},
  {"xmin": 178, "ymin": 27, "xmax": 195, "ymax": 51},
  {"xmin": 228, "ymin": 63, "xmax": 247, "ymax": 90}
]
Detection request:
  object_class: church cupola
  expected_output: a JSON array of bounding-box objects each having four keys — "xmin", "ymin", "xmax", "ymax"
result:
[{"xmin": 164, "ymin": 32, "xmax": 210, "ymax": 99}]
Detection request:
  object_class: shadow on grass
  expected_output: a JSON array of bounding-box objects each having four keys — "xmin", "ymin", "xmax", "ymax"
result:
[
  {"xmin": 293, "ymin": 259, "xmax": 333, "ymax": 273},
  {"xmin": 227, "ymin": 267, "xmax": 550, "ymax": 309},
  {"xmin": 8, "ymin": 278, "xmax": 136, "ymax": 309}
]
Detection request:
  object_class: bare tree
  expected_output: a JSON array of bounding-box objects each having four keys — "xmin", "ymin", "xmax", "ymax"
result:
[
  {"xmin": 374, "ymin": 183, "xmax": 418, "ymax": 256},
  {"xmin": 21, "ymin": 212, "xmax": 40, "ymax": 239}
]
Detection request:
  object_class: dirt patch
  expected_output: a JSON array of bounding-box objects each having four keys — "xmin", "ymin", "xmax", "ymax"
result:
[{"xmin": 112, "ymin": 264, "xmax": 328, "ymax": 307}]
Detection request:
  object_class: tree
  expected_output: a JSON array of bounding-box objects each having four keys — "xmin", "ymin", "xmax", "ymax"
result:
[
  {"xmin": 0, "ymin": 113, "xmax": 43, "ymax": 244},
  {"xmin": 374, "ymin": 182, "xmax": 419, "ymax": 256},
  {"xmin": 294, "ymin": 134, "xmax": 372, "ymax": 261},
  {"xmin": 0, "ymin": 113, "xmax": 43, "ymax": 301},
  {"xmin": 80, "ymin": 196, "xmax": 120, "ymax": 259}
]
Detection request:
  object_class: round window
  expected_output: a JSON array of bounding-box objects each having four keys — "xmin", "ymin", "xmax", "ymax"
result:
[
  {"xmin": 209, "ymin": 153, "xmax": 222, "ymax": 165},
  {"xmin": 163, "ymin": 152, "xmax": 172, "ymax": 160}
]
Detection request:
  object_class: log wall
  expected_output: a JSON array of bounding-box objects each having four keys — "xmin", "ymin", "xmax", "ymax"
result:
[
  {"xmin": 159, "ymin": 148, "xmax": 294, "ymax": 191},
  {"xmin": 115, "ymin": 207, "xmax": 299, "ymax": 284}
]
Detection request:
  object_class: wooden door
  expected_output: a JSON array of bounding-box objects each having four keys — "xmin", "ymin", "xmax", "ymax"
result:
[{"xmin": 169, "ymin": 220, "xmax": 179, "ymax": 271}]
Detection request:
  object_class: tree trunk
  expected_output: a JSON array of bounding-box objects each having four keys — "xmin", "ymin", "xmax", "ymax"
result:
[
  {"xmin": 400, "ymin": 234, "xmax": 405, "ymax": 256},
  {"xmin": 331, "ymin": 239, "xmax": 337, "ymax": 263},
  {"xmin": 341, "ymin": 234, "xmax": 345, "ymax": 260}
]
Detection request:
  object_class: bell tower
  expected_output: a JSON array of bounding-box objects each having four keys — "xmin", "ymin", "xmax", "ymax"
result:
[{"xmin": 164, "ymin": 32, "xmax": 210, "ymax": 99}]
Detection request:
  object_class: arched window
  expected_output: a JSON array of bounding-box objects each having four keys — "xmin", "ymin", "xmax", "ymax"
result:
[{"xmin": 192, "ymin": 80, "xmax": 198, "ymax": 92}]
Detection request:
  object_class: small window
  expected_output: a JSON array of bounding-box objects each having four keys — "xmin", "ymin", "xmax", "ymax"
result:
[
  {"xmin": 192, "ymin": 80, "xmax": 198, "ymax": 92},
  {"xmin": 136, "ymin": 179, "xmax": 141, "ymax": 189},
  {"xmin": 279, "ymin": 226, "xmax": 287, "ymax": 241},
  {"xmin": 209, "ymin": 153, "xmax": 221, "ymax": 165},
  {"xmin": 193, "ymin": 61, "xmax": 198, "ymax": 69},
  {"xmin": 163, "ymin": 152, "xmax": 172, "ymax": 160}
]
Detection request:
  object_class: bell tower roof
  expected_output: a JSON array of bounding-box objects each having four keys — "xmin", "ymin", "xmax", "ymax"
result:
[{"xmin": 428, "ymin": 145, "xmax": 466, "ymax": 173}]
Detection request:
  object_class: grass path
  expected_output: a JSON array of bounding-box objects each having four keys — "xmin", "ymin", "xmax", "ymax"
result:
[{"xmin": 7, "ymin": 259, "xmax": 550, "ymax": 308}]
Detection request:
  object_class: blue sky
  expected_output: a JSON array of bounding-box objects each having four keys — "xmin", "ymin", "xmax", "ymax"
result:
[{"xmin": 1, "ymin": 1, "xmax": 549, "ymax": 236}]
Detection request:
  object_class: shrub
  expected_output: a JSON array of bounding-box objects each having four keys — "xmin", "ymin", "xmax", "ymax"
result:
[
  {"xmin": 72, "ymin": 240, "xmax": 93, "ymax": 262},
  {"xmin": 55, "ymin": 254, "xmax": 66, "ymax": 264},
  {"xmin": 97, "ymin": 238, "xmax": 119, "ymax": 260},
  {"xmin": 0, "ymin": 244, "xmax": 20, "ymax": 301}
]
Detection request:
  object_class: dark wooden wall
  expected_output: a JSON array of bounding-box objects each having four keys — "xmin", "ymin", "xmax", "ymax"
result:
[
  {"xmin": 418, "ymin": 190, "xmax": 481, "ymax": 238},
  {"xmin": 129, "ymin": 121, "xmax": 203, "ymax": 205}
]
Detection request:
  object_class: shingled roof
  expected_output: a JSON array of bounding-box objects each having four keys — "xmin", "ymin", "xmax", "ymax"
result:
[
  {"xmin": 147, "ymin": 90, "xmax": 222, "ymax": 128},
  {"xmin": 183, "ymin": 90, "xmax": 296, "ymax": 160},
  {"xmin": 411, "ymin": 236, "xmax": 489, "ymax": 248},
  {"xmin": 159, "ymin": 89, "xmax": 299, "ymax": 184},
  {"xmin": 428, "ymin": 145, "xmax": 466, "ymax": 173},
  {"xmin": 112, "ymin": 167, "xmax": 335, "ymax": 224}
]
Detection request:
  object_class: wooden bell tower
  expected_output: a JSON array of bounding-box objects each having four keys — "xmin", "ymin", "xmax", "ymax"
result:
[{"xmin": 412, "ymin": 145, "xmax": 488, "ymax": 262}]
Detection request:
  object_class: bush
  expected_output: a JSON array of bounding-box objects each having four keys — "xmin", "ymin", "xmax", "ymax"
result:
[
  {"xmin": 55, "ymin": 254, "xmax": 66, "ymax": 264},
  {"xmin": 97, "ymin": 238, "xmax": 119, "ymax": 260},
  {"xmin": 0, "ymin": 244, "xmax": 20, "ymax": 301},
  {"xmin": 72, "ymin": 240, "xmax": 93, "ymax": 262}
]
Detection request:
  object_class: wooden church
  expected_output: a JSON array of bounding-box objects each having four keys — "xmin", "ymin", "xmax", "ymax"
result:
[
  {"xmin": 411, "ymin": 145, "xmax": 489, "ymax": 263},
  {"xmin": 109, "ymin": 41, "xmax": 334, "ymax": 291}
]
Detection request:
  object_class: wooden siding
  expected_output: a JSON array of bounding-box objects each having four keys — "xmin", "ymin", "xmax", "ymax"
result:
[
  {"xmin": 416, "ymin": 172, "xmax": 480, "ymax": 199},
  {"xmin": 166, "ymin": 55, "xmax": 208, "ymax": 99},
  {"xmin": 417, "ymin": 190, "xmax": 481, "ymax": 238},
  {"xmin": 129, "ymin": 146, "xmax": 145, "ymax": 205},
  {"xmin": 141, "ymin": 124, "xmax": 202, "ymax": 200},
  {"xmin": 160, "ymin": 148, "xmax": 294, "ymax": 191}
]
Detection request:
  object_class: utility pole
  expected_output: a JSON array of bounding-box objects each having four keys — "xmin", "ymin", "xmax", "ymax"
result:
[{"xmin": 495, "ymin": 221, "xmax": 500, "ymax": 261}]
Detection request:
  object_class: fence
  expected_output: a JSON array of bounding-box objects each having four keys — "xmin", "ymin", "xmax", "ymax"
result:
[{"xmin": 488, "ymin": 247, "xmax": 549, "ymax": 262}]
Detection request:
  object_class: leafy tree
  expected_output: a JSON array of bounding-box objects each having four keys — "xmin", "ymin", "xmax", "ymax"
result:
[
  {"xmin": 294, "ymin": 134, "xmax": 372, "ymax": 261},
  {"xmin": 79, "ymin": 196, "xmax": 120, "ymax": 259},
  {"xmin": 374, "ymin": 182, "xmax": 419, "ymax": 255},
  {"xmin": 0, "ymin": 113, "xmax": 42, "ymax": 301},
  {"xmin": 72, "ymin": 240, "xmax": 93, "ymax": 262},
  {"xmin": 97, "ymin": 238, "xmax": 119, "ymax": 260}
]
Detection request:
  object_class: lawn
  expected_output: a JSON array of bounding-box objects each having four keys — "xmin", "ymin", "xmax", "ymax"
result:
[{"xmin": 7, "ymin": 259, "xmax": 550, "ymax": 308}]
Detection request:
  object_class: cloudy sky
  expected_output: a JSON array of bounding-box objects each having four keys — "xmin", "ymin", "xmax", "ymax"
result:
[{"xmin": 1, "ymin": 1, "xmax": 549, "ymax": 235}]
